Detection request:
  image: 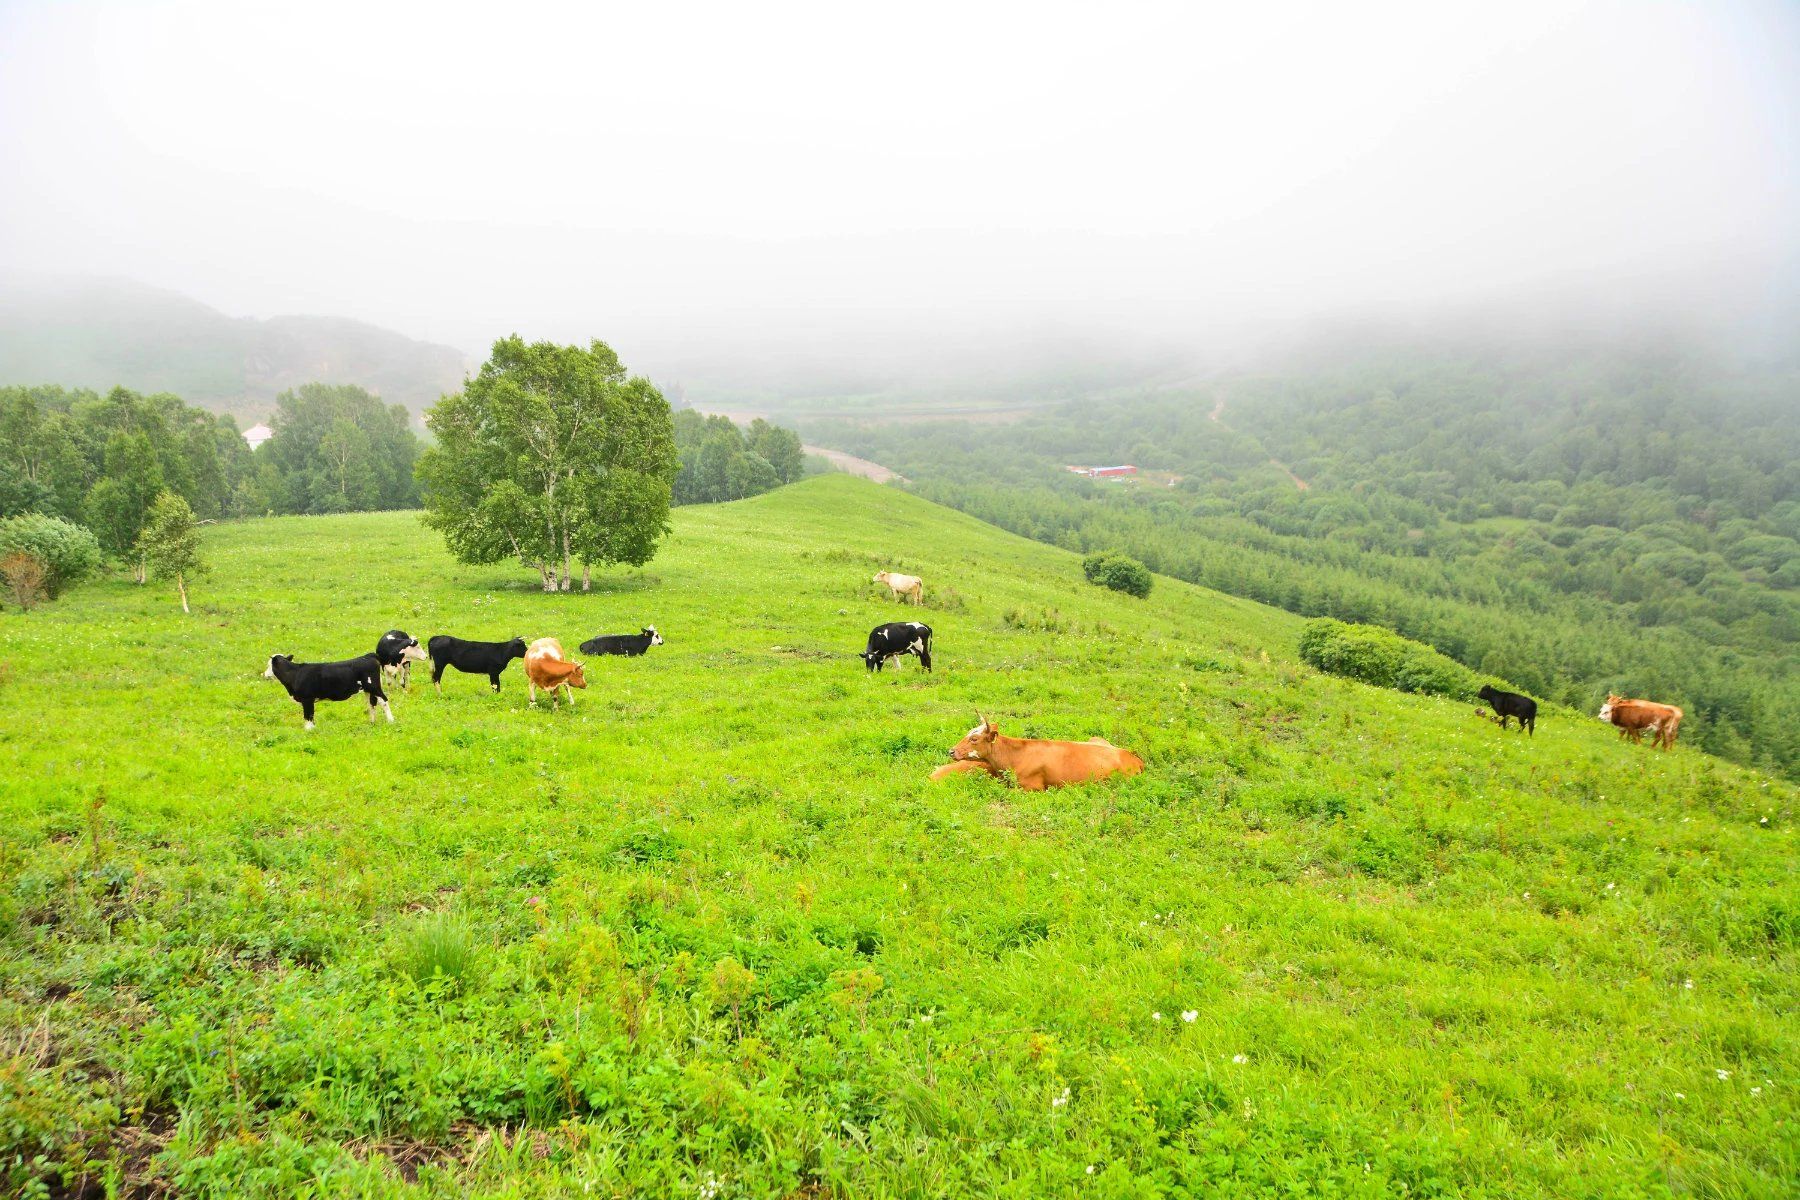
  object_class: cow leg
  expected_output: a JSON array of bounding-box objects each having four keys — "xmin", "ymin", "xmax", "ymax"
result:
[
  {"xmin": 563, "ymin": 683, "xmax": 575, "ymax": 706},
  {"xmin": 489, "ymin": 673, "xmax": 502, "ymax": 693},
  {"xmin": 432, "ymin": 662, "xmax": 446, "ymax": 695},
  {"xmin": 527, "ymin": 677, "xmax": 537, "ymax": 705},
  {"xmin": 301, "ymin": 698, "xmax": 316, "ymax": 731}
]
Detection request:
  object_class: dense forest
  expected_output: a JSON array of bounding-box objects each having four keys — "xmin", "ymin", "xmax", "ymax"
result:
[
  {"xmin": 812, "ymin": 344, "xmax": 1800, "ymax": 779},
  {"xmin": 0, "ymin": 382, "xmax": 423, "ymax": 532},
  {"xmin": 671, "ymin": 410, "xmax": 806, "ymax": 505}
]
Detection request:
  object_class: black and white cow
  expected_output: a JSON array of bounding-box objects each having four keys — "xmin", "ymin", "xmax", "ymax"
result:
[
  {"xmin": 863, "ymin": 621, "xmax": 932, "ymax": 672},
  {"xmin": 578, "ymin": 626, "xmax": 664, "ymax": 656},
  {"xmin": 375, "ymin": 629, "xmax": 429, "ymax": 692},
  {"xmin": 1476, "ymin": 684, "xmax": 1538, "ymax": 736},
  {"xmin": 263, "ymin": 653, "xmax": 392, "ymax": 730},
  {"xmin": 426, "ymin": 635, "xmax": 527, "ymax": 694}
]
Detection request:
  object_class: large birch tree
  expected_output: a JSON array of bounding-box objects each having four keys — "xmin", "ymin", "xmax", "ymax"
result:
[{"xmin": 416, "ymin": 337, "xmax": 678, "ymax": 591}]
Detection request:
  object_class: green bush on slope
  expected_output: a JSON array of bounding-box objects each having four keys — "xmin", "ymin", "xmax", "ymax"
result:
[{"xmin": 1298, "ymin": 617, "xmax": 1480, "ymax": 699}]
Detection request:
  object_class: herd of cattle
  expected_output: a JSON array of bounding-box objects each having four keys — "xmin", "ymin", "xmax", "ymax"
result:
[
  {"xmin": 261, "ymin": 567, "xmax": 1691, "ymax": 784},
  {"xmin": 262, "ymin": 627, "xmax": 664, "ymax": 730}
]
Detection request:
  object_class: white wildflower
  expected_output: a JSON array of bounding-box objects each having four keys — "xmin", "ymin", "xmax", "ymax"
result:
[
  {"xmin": 1086, "ymin": 1165, "xmax": 1096, "ymax": 1175},
  {"xmin": 1751, "ymin": 1086, "xmax": 1762, "ymax": 1097},
  {"xmin": 1684, "ymin": 979, "xmax": 1694, "ymax": 990},
  {"xmin": 1232, "ymin": 1053, "xmax": 1248, "ymax": 1064},
  {"xmin": 1717, "ymin": 1069, "xmax": 1731, "ymax": 1081},
  {"xmin": 1181, "ymin": 1010, "xmax": 1198, "ymax": 1023},
  {"xmin": 1151, "ymin": 1012, "xmax": 1162, "ymax": 1022},
  {"xmin": 1052, "ymin": 1086, "xmax": 1071, "ymax": 1108},
  {"xmin": 1674, "ymin": 1092, "xmax": 1685, "ymax": 1100}
]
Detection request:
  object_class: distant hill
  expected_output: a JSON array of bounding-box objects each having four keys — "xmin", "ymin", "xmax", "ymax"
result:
[{"xmin": 0, "ymin": 277, "xmax": 470, "ymax": 422}]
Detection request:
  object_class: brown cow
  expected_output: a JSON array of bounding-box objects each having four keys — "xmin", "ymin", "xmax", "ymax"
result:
[
  {"xmin": 1599, "ymin": 694, "xmax": 1682, "ymax": 750},
  {"xmin": 525, "ymin": 637, "xmax": 587, "ymax": 708},
  {"xmin": 949, "ymin": 714, "xmax": 1144, "ymax": 791}
]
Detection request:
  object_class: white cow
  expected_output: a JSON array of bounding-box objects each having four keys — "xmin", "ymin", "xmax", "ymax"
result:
[{"xmin": 873, "ymin": 570, "xmax": 924, "ymax": 605}]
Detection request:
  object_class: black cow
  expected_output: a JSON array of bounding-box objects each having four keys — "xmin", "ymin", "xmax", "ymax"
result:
[
  {"xmin": 427, "ymin": 635, "xmax": 527, "ymax": 694},
  {"xmin": 863, "ymin": 621, "xmax": 932, "ymax": 672},
  {"xmin": 1476, "ymin": 685, "xmax": 1537, "ymax": 736},
  {"xmin": 375, "ymin": 629, "xmax": 429, "ymax": 692},
  {"xmin": 263, "ymin": 653, "xmax": 391, "ymax": 730},
  {"xmin": 579, "ymin": 626, "xmax": 664, "ymax": 656}
]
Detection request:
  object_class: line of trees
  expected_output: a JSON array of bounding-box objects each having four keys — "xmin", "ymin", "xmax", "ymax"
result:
[{"xmin": 671, "ymin": 410, "xmax": 805, "ymax": 504}]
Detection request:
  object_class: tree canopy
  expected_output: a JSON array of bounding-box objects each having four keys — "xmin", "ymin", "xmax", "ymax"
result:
[
  {"xmin": 671, "ymin": 411, "xmax": 805, "ymax": 505},
  {"xmin": 136, "ymin": 490, "xmax": 206, "ymax": 612},
  {"xmin": 416, "ymin": 337, "xmax": 679, "ymax": 591}
]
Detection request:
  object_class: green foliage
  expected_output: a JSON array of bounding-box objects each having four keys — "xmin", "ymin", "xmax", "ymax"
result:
[
  {"xmin": 392, "ymin": 911, "xmax": 482, "ymax": 993},
  {"xmin": 0, "ymin": 512, "xmax": 102, "ymax": 596},
  {"xmin": 417, "ymin": 336, "xmax": 678, "ymax": 592},
  {"xmin": 1298, "ymin": 618, "xmax": 1480, "ymax": 698},
  {"xmin": 0, "ymin": 384, "xmax": 255, "ymax": 542},
  {"xmin": 1, "ymin": 476, "xmax": 1795, "ymax": 1196},
  {"xmin": 671, "ymin": 410, "xmax": 805, "ymax": 504},
  {"xmin": 1083, "ymin": 550, "xmax": 1153, "ymax": 597},
  {"xmin": 258, "ymin": 383, "xmax": 420, "ymax": 514},
  {"xmin": 135, "ymin": 490, "xmax": 207, "ymax": 612}
]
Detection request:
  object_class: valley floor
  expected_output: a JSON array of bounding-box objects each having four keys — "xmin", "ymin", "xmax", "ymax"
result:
[{"xmin": 1, "ymin": 476, "xmax": 1795, "ymax": 1197}]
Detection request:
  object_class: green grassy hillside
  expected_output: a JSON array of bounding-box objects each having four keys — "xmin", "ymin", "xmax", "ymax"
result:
[{"xmin": 2, "ymin": 475, "xmax": 1794, "ymax": 1198}]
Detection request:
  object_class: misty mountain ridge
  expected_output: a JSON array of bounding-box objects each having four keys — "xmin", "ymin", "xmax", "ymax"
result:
[{"xmin": 0, "ymin": 277, "xmax": 471, "ymax": 423}]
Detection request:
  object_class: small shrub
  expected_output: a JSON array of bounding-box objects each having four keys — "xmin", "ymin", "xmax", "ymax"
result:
[
  {"xmin": 1, "ymin": 552, "xmax": 47, "ymax": 610},
  {"xmin": 392, "ymin": 911, "xmax": 481, "ymax": 992},
  {"xmin": 1298, "ymin": 618, "xmax": 1479, "ymax": 700},
  {"xmin": 1082, "ymin": 551, "xmax": 1153, "ymax": 598},
  {"xmin": 0, "ymin": 513, "xmax": 102, "ymax": 597}
]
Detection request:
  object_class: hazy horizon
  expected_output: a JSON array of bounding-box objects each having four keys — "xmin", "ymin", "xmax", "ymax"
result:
[{"xmin": 3, "ymin": 0, "xmax": 1797, "ymax": 390}]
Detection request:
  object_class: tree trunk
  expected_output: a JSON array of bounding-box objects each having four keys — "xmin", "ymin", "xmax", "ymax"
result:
[
  {"xmin": 134, "ymin": 557, "xmax": 146, "ymax": 585},
  {"xmin": 560, "ymin": 526, "xmax": 573, "ymax": 591},
  {"xmin": 539, "ymin": 563, "xmax": 555, "ymax": 592},
  {"xmin": 176, "ymin": 572, "xmax": 189, "ymax": 614},
  {"xmin": 581, "ymin": 562, "xmax": 591, "ymax": 592}
]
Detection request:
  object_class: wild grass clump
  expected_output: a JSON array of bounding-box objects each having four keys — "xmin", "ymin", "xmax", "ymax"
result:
[
  {"xmin": 1003, "ymin": 605, "xmax": 1069, "ymax": 633},
  {"xmin": 392, "ymin": 911, "xmax": 481, "ymax": 992}
]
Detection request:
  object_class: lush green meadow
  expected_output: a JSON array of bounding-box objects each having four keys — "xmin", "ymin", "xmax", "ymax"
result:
[{"xmin": 2, "ymin": 475, "xmax": 1795, "ymax": 1197}]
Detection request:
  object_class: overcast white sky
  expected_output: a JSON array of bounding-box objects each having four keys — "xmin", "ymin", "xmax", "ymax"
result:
[{"xmin": 2, "ymin": 0, "xmax": 1796, "ymax": 375}]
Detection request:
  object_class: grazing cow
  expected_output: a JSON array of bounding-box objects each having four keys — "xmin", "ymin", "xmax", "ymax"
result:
[
  {"xmin": 1476, "ymin": 685, "xmax": 1537, "ymax": 736},
  {"xmin": 375, "ymin": 629, "xmax": 430, "ymax": 692},
  {"xmin": 427, "ymin": 635, "xmax": 527, "ymax": 694},
  {"xmin": 873, "ymin": 570, "xmax": 924, "ymax": 605},
  {"xmin": 1599, "ymin": 694, "xmax": 1683, "ymax": 750},
  {"xmin": 525, "ymin": 637, "xmax": 587, "ymax": 707},
  {"xmin": 579, "ymin": 627, "xmax": 664, "ymax": 656},
  {"xmin": 263, "ymin": 653, "xmax": 392, "ymax": 730},
  {"xmin": 949, "ymin": 713, "xmax": 1144, "ymax": 791},
  {"xmin": 863, "ymin": 621, "xmax": 933, "ymax": 672}
]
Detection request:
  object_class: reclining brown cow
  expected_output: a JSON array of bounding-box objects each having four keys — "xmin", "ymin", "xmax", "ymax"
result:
[
  {"xmin": 947, "ymin": 714, "xmax": 1143, "ymax": 790},
  {"xmin": 1598, "ymin": 693, "xmax": 1682, "ymax": 750}
]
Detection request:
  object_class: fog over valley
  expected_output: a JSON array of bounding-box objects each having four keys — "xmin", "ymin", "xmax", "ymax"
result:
[{"xmin": 3, "ymin": 0, "xmax": 1797, "ymax": 399}]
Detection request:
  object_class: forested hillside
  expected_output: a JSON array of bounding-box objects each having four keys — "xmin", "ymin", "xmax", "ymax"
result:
[{"xmin": 811, "ymin": 344, "xmax": 1800, "ymax": 778}]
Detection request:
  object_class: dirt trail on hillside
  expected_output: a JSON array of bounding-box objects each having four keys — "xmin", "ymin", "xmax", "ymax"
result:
[
  {"xmin": 1206, "ymin": 392, "xmax": 1309, "ymax": 491},
  {"xmin": 805, "ymin": 445, "xmax": 907, "ymax": 484}
]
